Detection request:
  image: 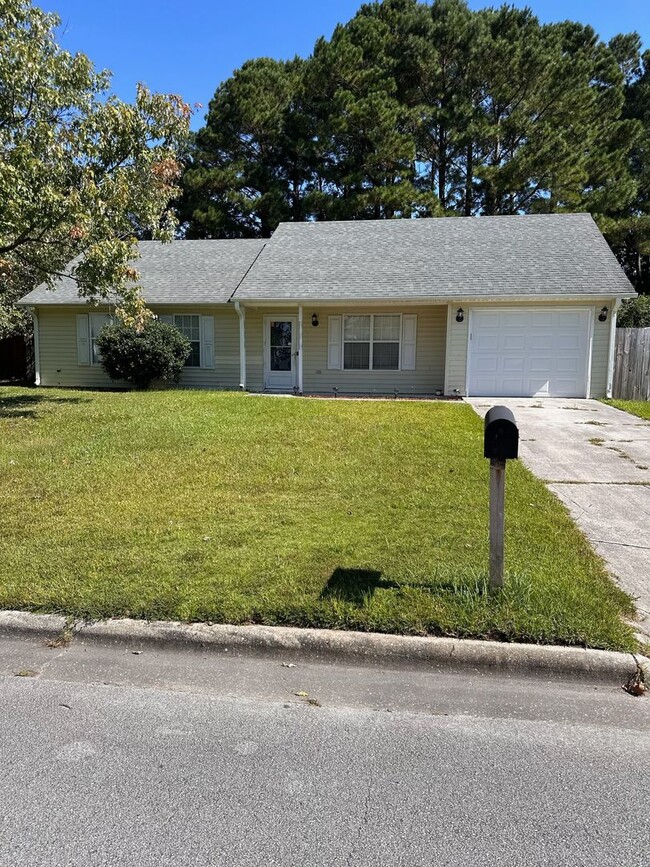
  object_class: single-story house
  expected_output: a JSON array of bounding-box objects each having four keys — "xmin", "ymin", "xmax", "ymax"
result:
[{"xmin": 19, "ymin": 213, "xmax": 635, "ymax": 398}]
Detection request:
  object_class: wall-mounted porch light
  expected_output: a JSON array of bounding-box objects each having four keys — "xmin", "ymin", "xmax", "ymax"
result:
[
  {"xmin": 311, "ymin": 313, "xmax": 319, "ymax": 327},
  {"xmin": 598, "ymin": 306, "xmax": 609, "ymax": 322},
  {"xmin": 455, "ymin": 307, "xmax": 465, "ymax": 323}
]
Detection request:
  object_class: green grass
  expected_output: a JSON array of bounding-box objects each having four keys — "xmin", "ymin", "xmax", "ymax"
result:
[
  {"xmin": 0, "ymin": 387, "xmax": 639, "ymax": 651},
  {"xmin": 602, "ymin": 399, "xmax": 650, "ymax": 421}
]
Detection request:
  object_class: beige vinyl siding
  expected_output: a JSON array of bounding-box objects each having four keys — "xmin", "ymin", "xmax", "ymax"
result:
[
  {"xmin": 589, "ymin": 303, "xmax": 613, "ymax": 398},
  {"xmin": 243, "ymin": 307, "xmax": 264, "ymax": 391},
  {"xmin": 445, "ymin": 301, "xmax": 611, "ymax": 398},
  {"xmin": 444, "ymin": 303, "xmax": 469, "ymax": 395},
  {"xmin": 35, "ymin": 305, "xmax": 240, "ymax": 389},
  {"xmin": 244, "ymin": 305, "xmax": 446, "ymax": 394},
  {"xmin": 154, "ymin": 306, "xmax": 239, "ymax": 389},
  {"xmin": 37, "ymin": 307, "xmax": 118, "ymax": 388}
]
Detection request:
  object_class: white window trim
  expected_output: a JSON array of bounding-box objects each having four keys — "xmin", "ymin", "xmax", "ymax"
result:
[
  {"xmin": 342, "ymin": 313, "xmax": 403, "ymax": 371},
  {"xmin": 172, "ymin": 313, "xmax": 202, "ymax": 368},
  {"xmin": 163, "ymin": 313, "xmax": 214, "ymax": 370}
]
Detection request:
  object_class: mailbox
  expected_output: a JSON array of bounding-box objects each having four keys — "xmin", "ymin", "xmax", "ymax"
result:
[{"xmin": 484, "ymin": 406, "xmax": 519, "ymax": 461}]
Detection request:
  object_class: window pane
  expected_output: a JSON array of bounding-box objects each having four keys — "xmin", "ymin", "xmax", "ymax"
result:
[
  {"xmin": 373, "ymin": 342, "xmax": 399, "ymax": 370},
  {"xmin": 270, "ymin": 321, "xmax": 292, "ymax": 347},
  {"xmin": 344, "ymin": 315, "xmax": 370, "ymax": 342},
  {"xmin": 90, "ymin": 315, "xmax": 111, "ymax": 339},
  {"xmin": 174, "ymin": 316, "xmax": 201, "ymax": 365},
  {"xmin": 271, "ymin": 346, "xmax": 292, "ymax": 371},
  {"xmin": 186, "ymin": 342, "xmax": 200, "ymax": 367},
  {"xmin": 90, "ymin": 315, "xmax": 111, "ymax": 364},
  {"xmin": 344, "ymin": 342, "xmax": 370, "ymax": 369},
  {"xmin": 373, "ymin": 315, "xmax": 400, "ymax": 341},
  {"xmin": 174, "ymin": 315, "xmax": 200, "ymax": 340}
]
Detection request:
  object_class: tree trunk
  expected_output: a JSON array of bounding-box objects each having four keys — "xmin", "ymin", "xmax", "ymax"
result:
[
  {"xmin": 464, "ymin": 142, "xmax": 473, "ymax": 216},
  {"xmin": 438, "ymin": 127, "xmax": 447, "ymax": 209}
]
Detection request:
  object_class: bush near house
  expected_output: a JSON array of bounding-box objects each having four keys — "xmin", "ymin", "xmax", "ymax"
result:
[
  {"xmin": 97, "ymin": 320, "xmax": 191, "ymax": 388},
  {"xmin": 617, "ymin": 295, "xmax": 650, "ymax": 328},
  {"xmin": 0, "ymin": 388, "xmax": 639, "ymax": 651}
]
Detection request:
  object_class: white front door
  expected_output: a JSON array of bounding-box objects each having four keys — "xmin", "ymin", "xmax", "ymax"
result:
[
  {"xmin": 264, "ymin": 317, "xmax": 297, "ymax": 390},
  {"xmin": 467, "ymin": 308, "xmax": 592, "ymax": 397}
]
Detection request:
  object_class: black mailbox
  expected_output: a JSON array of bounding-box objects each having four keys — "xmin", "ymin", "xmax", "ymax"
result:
[{"xmin": 484, "ymin": 406, "xmax": 519, "ymax": 460}]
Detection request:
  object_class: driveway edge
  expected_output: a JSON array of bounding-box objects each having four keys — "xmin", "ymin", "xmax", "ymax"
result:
[{"xmin": 0, "ymin": 610, "xmax": 647, "ymax": 684}]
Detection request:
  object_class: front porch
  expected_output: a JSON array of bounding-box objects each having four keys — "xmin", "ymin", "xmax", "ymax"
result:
[{"xmin": 234, "ymin": 303, "xmax": 448, "ymax": 397}]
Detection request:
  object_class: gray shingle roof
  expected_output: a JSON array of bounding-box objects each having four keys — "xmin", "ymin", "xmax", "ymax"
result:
[
  {"xmin": 233, "ymin": 213, "xmax": 634, "ymax": 301},
  {"xmin": 19, "ymin": 214, "xmax": 633, "ymax": 307},
  {"xmin": 19, "ymin": 239, "xmax": 266, "ymax": 305}
]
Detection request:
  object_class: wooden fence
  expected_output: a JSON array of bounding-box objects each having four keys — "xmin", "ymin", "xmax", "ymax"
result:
[{"xmin": 612, "ymin": 327, "xmax": 650, "ymax": 400}]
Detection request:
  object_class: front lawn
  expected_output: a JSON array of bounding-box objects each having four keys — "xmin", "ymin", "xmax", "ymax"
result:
[
  {"xmin": 0, "ymin": 387, "xmax": 638, "ymax": 650},
  {"xmin": 602, "ymin": 399, "xmax": 650, "ymax": 421}
]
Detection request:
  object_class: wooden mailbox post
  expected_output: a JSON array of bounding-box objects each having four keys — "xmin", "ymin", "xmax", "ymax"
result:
[{"xmin": 483, "ymin": 407, "xmax": 519, "ymax": 589}]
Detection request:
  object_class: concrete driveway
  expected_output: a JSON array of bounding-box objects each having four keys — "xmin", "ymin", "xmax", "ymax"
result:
[{"xmin": 466, "ymin": 398, "xmax": 650, "ymax": 641}]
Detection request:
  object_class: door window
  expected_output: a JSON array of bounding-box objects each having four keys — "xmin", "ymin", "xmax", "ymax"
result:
[{"xmin": 270, "ymin": 321, "xmax": 292, "ymax": 371}]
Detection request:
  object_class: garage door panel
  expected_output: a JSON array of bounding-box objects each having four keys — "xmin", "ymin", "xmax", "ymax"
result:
[
  {"xmin": 468, "ymin": 308, "xmax": 590, "ymax": 398},
  {"xmin": 472, "ymin": 376, "xmax": 499, "ymax": 393},
  {"xmin": 549, "ymin": 383, "xmax": 579, "ymax": 398},
  {"xmin": 558, "ymin": 311, "xmax": 584, "ymax": 327},
  {"xmin": 530, "ymin": 311, "xmax": 555, "ymax": 327},
  {"xmin": 503, "ymin": 313, "xmax": 528, "ymax": 328},
  {"xmin": 479, "ymin": 357, "xmax": 499, "ymax": 373},
  {"xmin": 527, "ymin": 377, "xmax": 551, "ymax": 396},
  {"xmin": 555, "ymin": 335, "xmax": 581, "ymax": 351},
  {"xmin": 556, "ymin": 358, "xmax": 579, "ymax": 373},
  {"xmin": 528, "ymin": 357, "xmax": 552, "ymax": 374},
  {"xmin": 500, "ymin": 377, "xmax": 526, "ymax": 393},
  {"xmin": 475, "ymin": 334, "xmax": 499, "ymax": 351},
  {"xmin": 530, "ymin": 335, "xmax": 554, "ymax": 350},
  {"xmin": 502, "ymin": 357, "xmax": 525, "ymax": 372},
  {"xmin": 502, "ymin": 335, "xmax": 526, "ymax": 350}
]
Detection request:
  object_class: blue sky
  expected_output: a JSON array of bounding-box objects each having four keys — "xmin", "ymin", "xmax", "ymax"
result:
[{"xmin": 46, "ymin": 0, "xmax": 650, "ymax": 129}]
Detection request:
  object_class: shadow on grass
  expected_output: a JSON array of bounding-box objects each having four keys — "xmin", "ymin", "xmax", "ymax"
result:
[
  {"xmin": 321, "ymin": 567, "xmax": 400, "ymax": 605},
  {"xmin": 321, "ymin": 568, "xmax": 495, "ymax": 607},
  {"xmin": 0, "ymin": 393, "xmax": 88, "ymax": 419}
]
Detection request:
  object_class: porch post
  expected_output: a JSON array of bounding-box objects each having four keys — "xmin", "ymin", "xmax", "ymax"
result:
[
  {"xmin": 297, "ymin": 305, "xmax": 304, "ymax": 394},
  {"xmin": 234, "ymin": 301, "xmax": 246, "ymax": 391}
]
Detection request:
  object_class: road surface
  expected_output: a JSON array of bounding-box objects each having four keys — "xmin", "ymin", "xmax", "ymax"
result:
[{"xmin": 0, "ymin": 635, "xmax": 648, "ymax": 866}]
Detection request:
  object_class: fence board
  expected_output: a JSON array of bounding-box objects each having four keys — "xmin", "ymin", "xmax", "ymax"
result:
[{"xmin": 613, "ymin": 327, "xmax": 650, "ymax": 400}]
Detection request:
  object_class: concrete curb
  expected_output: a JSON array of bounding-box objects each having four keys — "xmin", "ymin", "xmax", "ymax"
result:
[{"xmin": 0, "ymin": 610, "xmax": 647, "ymax": 683}]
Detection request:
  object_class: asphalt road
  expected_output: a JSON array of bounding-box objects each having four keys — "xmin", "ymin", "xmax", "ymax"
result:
[{"xmin": 0, "ymin": 636, "xmax": 648, "ymax": 867}]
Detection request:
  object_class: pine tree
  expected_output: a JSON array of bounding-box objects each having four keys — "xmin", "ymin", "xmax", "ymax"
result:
[{"xmin": 180, "ymin": 57, "xmax": 316, "ymax": 238}]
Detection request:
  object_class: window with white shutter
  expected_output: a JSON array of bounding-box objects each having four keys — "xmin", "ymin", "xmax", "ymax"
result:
[{"xmin": 336, "ymin": 314, "xmax": 412, "ymax": 371}]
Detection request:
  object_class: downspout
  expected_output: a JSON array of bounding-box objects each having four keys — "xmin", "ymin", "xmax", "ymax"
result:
[
  {"xmin": 606, "ymin": 298, "xmax": 621, "ymax": 399},
  {"xmin": 297, "ymin": 305, "xmax": 303, "ymax": 394},
  {"xmin": 31, "ymin": 307, "xmax": 41, "ymax": 386},
  {"xmin": 234, "ymin": 300, "xmax": 246, "ymax": 391}
]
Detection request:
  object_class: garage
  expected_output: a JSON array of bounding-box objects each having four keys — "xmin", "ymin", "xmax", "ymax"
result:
[{"xmin": 467, "ymin": 308, "xmax": 592, "ymax": 398}]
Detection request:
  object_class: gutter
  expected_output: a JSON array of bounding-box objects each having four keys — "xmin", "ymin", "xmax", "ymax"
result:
[{"xmin": 231, "ymin": 293, "xmax": 637, "ymax": 307}]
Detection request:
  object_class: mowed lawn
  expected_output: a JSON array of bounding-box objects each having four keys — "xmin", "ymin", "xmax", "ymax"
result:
[
  {"xmin": 603, "ymin": 399, "xmax": 650, "ymax": 421},
  {"xmin": 0, "ymin": 387, "xmax": 638, "ymax": 651}
]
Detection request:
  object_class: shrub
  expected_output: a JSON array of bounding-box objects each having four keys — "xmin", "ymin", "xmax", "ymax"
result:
[
  {"xmin": 617, "ymin": 295, "xmax": 650, "ymax": 328},
  {"xmin": 97, "ymin": 319, "xmax": 191, "ymax": 389}
]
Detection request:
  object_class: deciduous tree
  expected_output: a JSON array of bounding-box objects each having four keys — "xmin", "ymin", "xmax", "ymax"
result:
[{"xmin": 0, "ymin": 0, "xmax": 191, "ymax": 332}]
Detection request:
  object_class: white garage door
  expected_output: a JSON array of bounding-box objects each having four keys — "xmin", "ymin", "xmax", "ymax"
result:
[{"xmin": 467, "ymin": 308, "xmax": 591, "ymax": 398}]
